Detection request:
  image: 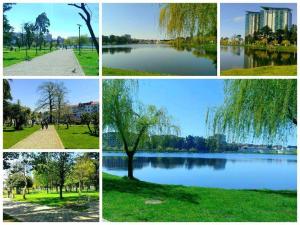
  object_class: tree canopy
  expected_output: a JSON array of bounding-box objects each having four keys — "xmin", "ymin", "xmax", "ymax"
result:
[
  {"xmin": 159, "ymin": 3, "xmax": 217, "ymax": 38},
  {"xmin": 103, "ymin": 80, "xmax": 179, "ymax": 178},
  {"xmin": 207, "ymin": 80, "xmax": 297, "ymax": 143}
]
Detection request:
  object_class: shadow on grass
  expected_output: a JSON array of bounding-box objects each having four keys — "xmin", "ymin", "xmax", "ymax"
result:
[{"xmin": 103, "ymin": 174, "xmax": 200, "ymax": 205}]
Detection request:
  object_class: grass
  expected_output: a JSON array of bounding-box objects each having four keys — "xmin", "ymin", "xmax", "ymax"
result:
[
  {"xmin": 55, "ymin": 125, "xmax": 99, "ymax": 149},
  {"xmin": 103, "ymin": 173, "xmax": 297, "ymax": 222},
  {"xmin": 3, "ymin": 213, "xmax": 20, "ymax": 222},
  {"xmin": 11, "ymin": 190, "xmax": 99, "ymax": 209},
  {"xmin": 221, "ymin": 65, "xmax": 297, "ymax": 76},
  {"xmin": 3, "ymin": 48, "xmax": 52, "ymax": 67},
  {"xmin": 103, "ymin": 67, "xmax": 165, "ymax": 76},
  {"xmin": 3, "ymin": 125, "xmax": 40, "ymax": 149},
  {"xmin": 74, "ymin": 49, "xmax": 99, "ymax": 76}
]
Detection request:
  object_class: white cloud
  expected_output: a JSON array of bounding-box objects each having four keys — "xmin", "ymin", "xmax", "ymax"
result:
[{"xmin": 233, "ymin": 16, "xmax": 244, "ymax": 23}]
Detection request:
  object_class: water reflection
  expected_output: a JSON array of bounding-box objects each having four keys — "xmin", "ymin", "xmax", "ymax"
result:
[
  {"xmin": 102, "ymin": 47, "xmax": 132, "ymax": 54},
  {"xmin": 103, "ymin": 156, "xmax": 227, "ymax": 171},
  {"xmin": 221, "ymin": 46, "xmax": 297, "ymax": 70}
]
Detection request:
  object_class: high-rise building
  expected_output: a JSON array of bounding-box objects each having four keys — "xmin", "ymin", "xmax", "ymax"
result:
[
  {"xmin": 245, "ymin": 11, "xmax": 261, "ymax": 36},
  {"xmin": 245, "ymin": 6, "xmax": 292, "ymax": 36}
]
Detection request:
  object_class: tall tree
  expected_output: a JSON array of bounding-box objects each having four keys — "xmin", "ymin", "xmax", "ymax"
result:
[
  {"xmin": 103, "ymin": 80, "xmax": 179, "ymax": 179},
  {"xmin": 68, "ymin": 3, "xmax": 99, "ymax": 54},
  {"xmin": 35, "ymin": 12, "xmax": 50, "ymax": 50},
  {"xmin": 3, "ymin": 3, "xmax": 15, "ymax": 46},
  {"xmin": 36, "ymin": 82, "xmax": 57, "ymax": 123},
  {"xmin": 207, "ymin": 80, "xmax": 297, "ymax": 143},
  {"xmin": 54, "ymin": 82, "xmax": 68, "ymax": 125}
]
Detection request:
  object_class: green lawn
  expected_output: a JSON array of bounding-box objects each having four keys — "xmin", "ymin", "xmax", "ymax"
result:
[
  {"xmin": 3, "ymin": 125, "xmax": 40, "ymax": 149},
  {"xmin": 55, "ymin": 125, "xmax": 99, "ymax": 149},
  {"xmin": 103, "ymin": 173, "xmax": 297, "ymax": 222},
  {"xmin": 3, "ymin": 48, "xmax": 52, "ymax": 67},
  {"xmin": 74, "ymin": 49, "xmax": 99, "ymax": 76},
  {"xmin": 103, "ymin": 67, "xmax": 165, "ymax": 76},
  {"xmin": 221, "ymin": 65, "xmax": 297, "ymax": 76},
  {"xmin": 11, "ymin": 191, "xmax": 99, "ymax": 209}
]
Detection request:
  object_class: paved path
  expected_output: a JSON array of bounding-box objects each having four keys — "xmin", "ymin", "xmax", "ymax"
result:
[
  {"xmin": 10, "ymin": 125, "xmax": 64, "ymax": 149},
  {"xmin": 4, "ymin": 49, "xmax": 84, "ymax": 76},
  {"xmin": 3, "ymin": 198, "xmax": 99, "ymax": 222}
]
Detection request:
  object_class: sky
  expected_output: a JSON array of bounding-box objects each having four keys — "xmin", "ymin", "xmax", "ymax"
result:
[
  {"xmin": 9, "ymin": 79, "xmax": 99, "ymax": 110},
  {"xmin": 6, "ymin": 3, "xmax": 99, "ymax": 39},
  {"xmin": 221, "ymin": 3, "xmax": 297, "ymax": 38},
  {"xmin": 103, "ymin": 3, "xmax": 165, "ymax": 40},
  {"xmin": 137, "ymin": 80, "xmax": 296, "ymax": 146}
]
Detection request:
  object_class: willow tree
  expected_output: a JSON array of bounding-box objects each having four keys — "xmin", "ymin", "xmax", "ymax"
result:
[
  {"xmin": 207, "ymin": 79, "xmax": 297, "ymax": 143},
  {"xmin": 159, "ymin": 3, "xmax": 217, "ymax": 39},
  {"xmin": 103, "ymin": 80, "xmax": 179, "ymax": 179}
]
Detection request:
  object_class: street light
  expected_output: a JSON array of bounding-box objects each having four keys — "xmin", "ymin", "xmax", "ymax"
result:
[{"xmin": 77, "ymin": 24, "xmax": 82, "ymax": 55}]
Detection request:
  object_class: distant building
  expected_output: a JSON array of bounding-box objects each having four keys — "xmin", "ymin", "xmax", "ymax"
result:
[
  {"xmin": 70, "ymin": 101, "xmax": 99, "ymax": 119},
  {"xmin": 245, "ymin": 6, "xmax": 292, "ymax": 36}
]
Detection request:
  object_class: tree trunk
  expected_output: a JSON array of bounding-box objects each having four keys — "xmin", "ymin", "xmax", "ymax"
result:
[
  {"xmin": 86, "ymin": 22, "xmax": 99, "ymax": 54},
  {"xmin": 127, "ymin": 151, "xmax": 134, "ymax": 179},
  {"xmin": 59, "ymin": 185, "xmax": 63, "ymax": 199}
]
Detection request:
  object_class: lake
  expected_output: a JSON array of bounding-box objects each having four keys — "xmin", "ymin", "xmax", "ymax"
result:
[
  {"xmin": 103, "ymin": 152, "xmax": 297, "ymax": 190},
  {"xmin": 220, "ymin": 46, "xmax": 297, "ymax": 71},
  {"xmin": 102, "ymin": 44, "xmax": 217, "ymax": 75}
]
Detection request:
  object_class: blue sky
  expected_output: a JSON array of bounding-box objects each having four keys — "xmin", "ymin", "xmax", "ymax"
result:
[
  {"xmin": 138, "ymin": 80, "xmax": 296, "ymax": 146},
  {"xmin": 9, "ymin": 79, "xmax": 99, "ymax": 110},
  {"xmin": 103, "ymin": 3, "xmax": 165, "ymax": 40},
  {"xmin": 6, "ymin": 3, "xmax": 99, "ymax": 39},
  {"xmin": 221, "ymin": 3, "xmax": 297, "ymax": 38}
]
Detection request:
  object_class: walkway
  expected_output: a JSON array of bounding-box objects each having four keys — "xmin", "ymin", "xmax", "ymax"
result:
[
  {"xmin": 4, "ymin": 49, "xmax": 84, "ymax": 76},
  {"xmin": 3, "ymin": 198, "xmax": 99, "ymax": 222},
  {"xmin": 10, "ymin": 125, "xmax": 64, "ymax": 149}
]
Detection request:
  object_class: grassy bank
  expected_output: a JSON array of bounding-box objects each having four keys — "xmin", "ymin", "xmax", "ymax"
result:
[
  {"xmin": 55, "ymin": 125, "xmax": 99, "ymax": 149},
  {"xmin": 103, "ymin": 67, "xmax": 165, "ymax": 76},
  {"xmin": 73, "ymin": 49, "xmax": 99, "ymax": 76},
  {"xmin": 103, "ymin": 173, "xmax": 296, "ymax": 222},
  {"xmin": 3, "ymin": 49, "xmax": 53, "ymax": 67},
  {"xmin": 221, "ymin": 65, "xmax": 297, "ymax": 76},
  {"xmin": 8, "ymin": 191, "xmax": 99, "ymax": 208},
  {"xmin": 221, "ymin": 44, "xmax": 297, "ymax": 53},
  {"xmin": 3, "ymin": 125, "xmax": 40, "ymax": 149}
]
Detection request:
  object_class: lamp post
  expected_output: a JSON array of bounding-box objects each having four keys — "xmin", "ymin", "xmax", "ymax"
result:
[{"xmin": 77, "ymin": 24, "xmax": 82, "ymax": 55}]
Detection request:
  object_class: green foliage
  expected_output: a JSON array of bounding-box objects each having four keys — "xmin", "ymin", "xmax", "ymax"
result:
[
  {"xmin": 159, "ymin": 4, "xmax": 217, "ymax": 39},
  {"xmin": 103, "ymin": 80, "xmax": 179, "ymax": 153},
  {"xmin": 103, "ymin": 173, "xmax": 296, "ymax": 222},
  {"xmin": 103, "ymin": 67, "xmax": 165, "ymax": 76},
  {"xmin": 207, "ymin": 80, "xmax": 297, "ymax": 143}
]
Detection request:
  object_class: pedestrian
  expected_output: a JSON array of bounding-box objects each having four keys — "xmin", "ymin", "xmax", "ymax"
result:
[{"xmin": 41, "ymin": 120, "xmax": 44, "ymax": 130}]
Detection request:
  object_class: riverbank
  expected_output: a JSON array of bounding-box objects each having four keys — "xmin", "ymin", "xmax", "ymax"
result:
[
  {"xmin": 221, "ymin": 65, "xmax": 296, "ymax": 76},
  {"xmin": 103, "ymin": 173, "xmax": 296, "ymax": 222},
  {"xmin": 221, "ymin": 44, "xmax": 297, "ymax": 53},
  {"xmin": 102, "ymin": 67, "xmax": 166, "ymax": 76}
]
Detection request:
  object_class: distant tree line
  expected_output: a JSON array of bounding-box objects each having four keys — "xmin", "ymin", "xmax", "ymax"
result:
[
  {"xmin": 103, "ymin": 132, "xmax": 239, "ymax": 153},
  {"xmin": 245, "ymin": 25, "xmax": 297, "ymax": 46},
  {"xmin": 102, "ymin": 34, "xmax": 139, "ymax": 45}
]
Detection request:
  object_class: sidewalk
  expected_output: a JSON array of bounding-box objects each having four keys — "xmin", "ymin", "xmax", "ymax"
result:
[{"xmin": 10, "ymin": 125, "xmax": 64, "ymax": 149}]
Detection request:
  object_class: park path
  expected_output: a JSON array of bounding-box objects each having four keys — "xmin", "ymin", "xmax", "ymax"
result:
[
  {"xmin": 10, "ymin": 125, "xmax": 64, "ymax": 149},
  {"xmin": 3, "ymin": 198, "xmax": 99, "ymax": 222},
  {"xmin": 4, "ymin": 49, "xmax": 84, "ymax": 76}
]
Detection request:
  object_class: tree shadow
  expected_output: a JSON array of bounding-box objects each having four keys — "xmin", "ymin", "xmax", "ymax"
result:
[{"xmin": 103, "ymin": 174, "xmax": 200, "ymax": 205}]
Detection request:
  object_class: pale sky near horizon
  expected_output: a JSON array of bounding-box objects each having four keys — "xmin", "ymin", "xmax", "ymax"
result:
[
  {"xmin": 6, "ymin": 3, "xmax": 99, "ymax": 39},
  {"xmin": 221, "ymin": 3, "xmax": 297, "ymax": 38},
  {"xmin": 137, "ymin": 80, "xmax": 296, "ymax": 146}
]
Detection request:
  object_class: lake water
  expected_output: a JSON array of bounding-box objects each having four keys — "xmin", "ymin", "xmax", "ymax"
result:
[
  {"xmin": 220, "ymin": 46, "xmax": 297, "ymax": 71},
  {"xmin": 102, "ymin": 44, "xmax": 217, "ymax": 75},
  {"xmin": 103, "ymin": 152, "xmax": 297, "ymax": 190}
]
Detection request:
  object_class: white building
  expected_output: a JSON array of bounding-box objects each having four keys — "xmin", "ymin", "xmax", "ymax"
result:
[{"xmin": 70, "ymin": 101, "xmax": 99, "ymax": 120}]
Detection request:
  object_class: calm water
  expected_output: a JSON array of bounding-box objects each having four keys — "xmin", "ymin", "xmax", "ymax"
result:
[
  {"xmin": 103, "ymin": 152, "xmax": 297, "ymax": 190},
  {"xmin": 102, "ymin": 44, "xmax": 217, "ymax": 75},
  {"xmin": 221, "ymin": 46, "xmax": 297, "ymax": 71}
]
